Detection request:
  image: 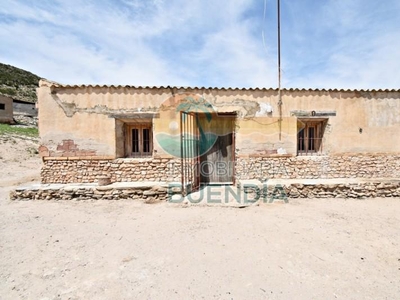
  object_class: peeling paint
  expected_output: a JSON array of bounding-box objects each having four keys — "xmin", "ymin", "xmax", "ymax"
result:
[
  {"xmin": 212, "ymin": 98, "xmax": 260, "ymax": 117},
  {"xmin": 256, "ymin": 103, "xmax": 273, "ymax": 116},
  {"xmin": 50, "ymin": 139, "xmax": 96, "ymax": 157},
  {"xmin": 40, "ymin": 84, "xmax": 400, "ymax": 158},
  {"xmin": 51, "ymin": 92, "xmax": 158, "ymax": 118}
]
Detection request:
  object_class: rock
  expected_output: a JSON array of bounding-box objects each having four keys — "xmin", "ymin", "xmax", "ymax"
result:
[{"xmin": 143, "ymin": 190, "xmax": 156, "ymax": 196}]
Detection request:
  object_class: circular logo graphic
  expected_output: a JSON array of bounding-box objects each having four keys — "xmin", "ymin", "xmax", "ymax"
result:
[{"xmin": 155, "ymin": 94, "xmax": 219, "ymax": 158}]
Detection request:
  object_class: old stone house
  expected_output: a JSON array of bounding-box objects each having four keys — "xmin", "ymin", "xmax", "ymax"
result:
[
  {"xmin": 0, "ymin": 95, "xmax": 14, "ymax": 124},
  {"xmin": 37, "ymin": 79, "xmax": 400, "ymax": 193}
]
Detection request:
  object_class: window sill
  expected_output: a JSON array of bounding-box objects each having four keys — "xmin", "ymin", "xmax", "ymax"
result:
[
  {"xmin": 296, "ymin": 153, "xmax": 328, "ymax": 158},
  {"xmin": 120, "ymin": 156, "xmax": 153, "ymax": 161}
]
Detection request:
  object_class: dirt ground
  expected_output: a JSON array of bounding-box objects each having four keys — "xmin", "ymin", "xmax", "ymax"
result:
[{"xmin": 1, "ymin": 137, "xmax": 400, "ymax": 300}]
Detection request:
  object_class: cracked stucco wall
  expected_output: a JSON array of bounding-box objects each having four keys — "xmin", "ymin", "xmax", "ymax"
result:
[{"xmin": 37, "ymin": 80, "xmax": 400, "ymax": 159}]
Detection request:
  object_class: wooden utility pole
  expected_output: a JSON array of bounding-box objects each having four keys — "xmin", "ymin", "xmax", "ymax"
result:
[{"xmin": 277, "ymin": 0, "xmax": 283, "ymax": 140}]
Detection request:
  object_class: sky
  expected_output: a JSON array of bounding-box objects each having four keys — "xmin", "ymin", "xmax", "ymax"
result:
[{"xmin": 1, "ymin": 0, "xmax": 400, "ymax": 89}]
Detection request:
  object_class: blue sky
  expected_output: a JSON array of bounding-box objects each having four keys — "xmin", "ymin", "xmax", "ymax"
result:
[{"xmin": 1, "ymin": 0, "xmax": 399, "ymax": 89}]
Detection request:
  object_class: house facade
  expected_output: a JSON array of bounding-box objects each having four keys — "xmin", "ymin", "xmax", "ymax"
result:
[
  {"xmin": 37, "ymin": 79, "xmax": 400, "ymax": 189},
  {"xmin": 0, "ymin": 95, "xmax": 14, "ymax": 124}
]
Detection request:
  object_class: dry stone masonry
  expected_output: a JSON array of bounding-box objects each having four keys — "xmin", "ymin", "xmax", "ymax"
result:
[
  {"xmin": 40, "ymin": 153, "xmax": 400, "ymax": 184},
  {"xmin": 10, "ymin": 180, "xmax": 400, "ymax": 201},
  {"xmin": 236, "ymin": 153, "xmax": 400, "ymax": 180},
  {"xmin": 41, "ymin": 158, "xmax": 181, "ymax": 184},
  {"xmin": 10, "ymin": 183, "xmax": 174, "ymax": 202},
  {"xmin": 9, "ymin": 153, "xmax": 392, "ymax": 202}
]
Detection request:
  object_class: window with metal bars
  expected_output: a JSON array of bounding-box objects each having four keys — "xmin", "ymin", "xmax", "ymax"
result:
[
  {"xmin": 297, "ymin": 120, "xmax": 325, "ymax": 156},
  {"xmin": 125, "ymin": 124, "xmax": 152, "ymax": 157}
]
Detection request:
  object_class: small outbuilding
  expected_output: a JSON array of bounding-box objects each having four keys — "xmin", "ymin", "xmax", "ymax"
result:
[
  {"xmin": 0, "ymin": 95, "xmax": 14, "ymax": 124},
  {"xmin": 13, "ymin": 99, "xmax": 37, "ymax": 117}
]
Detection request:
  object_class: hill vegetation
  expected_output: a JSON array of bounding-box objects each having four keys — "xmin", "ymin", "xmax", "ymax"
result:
[
  {"xmin": 0, "ymin": 63, "xmax": 41, "ymax": 103},
  {"xmin": 0, "ymin": 123, "xmax": 38, "ymax": 138}
]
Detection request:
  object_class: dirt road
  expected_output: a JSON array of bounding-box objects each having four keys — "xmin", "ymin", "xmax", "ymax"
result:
[{"xmin": 1, "ymin": 138, "xmax": 399, "ymax": 299}]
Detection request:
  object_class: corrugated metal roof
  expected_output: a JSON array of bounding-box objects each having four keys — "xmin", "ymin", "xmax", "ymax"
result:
[{"xmin": 40, "ymin": 79, "xmax": 400, "ymax": 93}]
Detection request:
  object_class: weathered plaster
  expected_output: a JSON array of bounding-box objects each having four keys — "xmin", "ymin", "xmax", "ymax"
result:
[{"xmin": 38, "ymin": 80, "xmax": 400, "ymax": 160}]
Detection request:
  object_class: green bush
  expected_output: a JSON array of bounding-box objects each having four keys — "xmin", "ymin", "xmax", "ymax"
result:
[
  {"xmin": 0, "ymin": 124, "xmax": 38, "ymax": 137},
  {"xmin": 0, "ymin": 63, "xmax": 41, "ymax": 103},
  {"xmin": 0, "ymin": 87, "xmax": 17, "ymax": 95}
]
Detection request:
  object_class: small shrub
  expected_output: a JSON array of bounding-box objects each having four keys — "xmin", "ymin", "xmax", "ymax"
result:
[{"xmin": 0, "ymin": 124, "xmax": 38, "ymax": 137}]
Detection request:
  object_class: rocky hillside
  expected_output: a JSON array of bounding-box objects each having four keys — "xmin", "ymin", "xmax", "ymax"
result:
[{"xmin": 0, "ymin": 63, "xmax": 41, "ymax": 103}]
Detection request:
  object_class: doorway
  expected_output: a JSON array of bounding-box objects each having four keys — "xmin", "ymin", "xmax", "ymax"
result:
[
  {"xmin": 180, "ymin": 112, "xmax": 236, "ymax": 195},
  {"xmin": 198, "ymin": 113, "xmax": 235, "ymax": 184}
]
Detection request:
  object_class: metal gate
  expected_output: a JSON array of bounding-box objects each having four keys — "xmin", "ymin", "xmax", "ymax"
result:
[{"xmin": 180, "ymin": 111, "xmax": 200, "ymax": 196}]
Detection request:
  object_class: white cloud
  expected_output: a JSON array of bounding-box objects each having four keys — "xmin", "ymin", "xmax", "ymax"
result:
[
  {"xmin": 282, "ymin": 0, "xmax": 400, "ymax": 89},
  {"xmin": 192, "ymin": 23, "xmax": 276, "ymax": 87},
  {"xmin": 0, "ymin": 0, "xmax": 193, "ymax": 85},
  {"xmin": 0, "ymin": 0, "xmax": 399, "ymax": 89}
]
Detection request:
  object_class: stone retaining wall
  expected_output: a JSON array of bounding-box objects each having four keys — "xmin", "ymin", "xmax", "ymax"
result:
[
  {"xmin": 262, "ymin": 181, "xmax": 400, "ymax": 199},
  {"xmin": 41, "ymin": 158, "xmax": 181, "ymax": 184},
  {"xmin": 10, "ymin": 184, "xmax": 172, "ymax": 202},
  {"xmin": 236, "ymin": 153, "xmax": 400, "ymax": 180},
  {"xmin": 10, "ymin": 181, "xmax": 400, "ymax": 202},
  {"xmin": 41, "ymin": 153, "xmax": 400, "ymax": 184}
]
